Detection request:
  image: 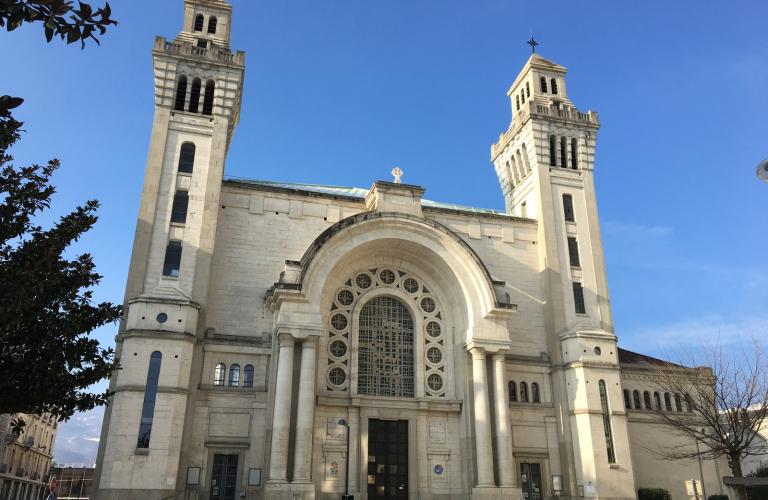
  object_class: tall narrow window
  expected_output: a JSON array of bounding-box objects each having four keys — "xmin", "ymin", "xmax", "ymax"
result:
[
  {"xmin": 243, "ymin": 365, "xmax": 254, "ymax": 388},
  {"xmin": 525, "ymin": 82, "xmax": 530, "ymax": 97},
  {"xmin": 643, "ymin": 391, "xmax": 652, "ymax": 410},
  {"xmin": 633, "ymin": 390, "xmax": 642, "ymax": 410},
  {"xmin": 520, "ymin": 382, "xmax": 529, "ymax": 402},
  {"xmin": 685, "ymin": 394, "xmax": 693, "ymax": 412},
  {"xmin": 532, "ymin": 383, "xmax": 540, "ymax": 403},
  {"xmin": 137, "ymin": 352, "xmax": 162, "ymax": 449},
  {"xmin": 567, "ymin": 237, "xmax": 580, "ymax": 267},
  {"xmin": 551, "ymin": 78, "xmax": 559, "ymax": 95},
  {"xmin": 189, "ymin": 78, "xmax": 202, "ymax": 113},
  {"xmin": 207, "ymin": 16, "xmax": 217, "ymax": 34},
  {"xmin": 194, "ymin": 14, "xmax": 204, "ymax": 32},
  {"xmin": 509, "ymin": 381, "xmax": 517, "ymax": 402},
  {"xmin": 358, "ymin": 296, "xmax": 414, "ymax": 398},
  {"xmin": 228, "ymin": 365, "xmax": 240, "ymax": 387},
  {"xmin": 178, "ymin": 143, "xmax": 196, "ymax": 174},
  {"xmin": 213, "ymin": 363, "xmax": 225, "ymax": 386},
  {"xmin": 549, "ymin": 135, "xmax": 556, "ymax": 166},
  {"xmin": 623, "ymin": 390, "xmax": 631, "ymax": 409},
  {"xmin": 674, "ymin": 394, "xmax": 683, "ymax": 412},
  {"xmin": 563, "ymin": 194, "xmax": 575, "ymax": 222},
  {"xmin": 540, "ymin": 76, "xmax": 548, "ymax": 93},
  {"xmin": 560, "ymin": 136, "xmax": 567, "ymax": 168},
  {"xmin": 162, "ymin": 241, "xmax": 182, "ymax": 277},
  {"xmin": 520, "ymin": 90, "xmax": 525, "ymax": 103},
  {"xmin": 573, "ymin": 282, "xmax": 586, "ymax": 314},
  {"xmin": 174, "ymin": 76, "xmax": 187, "ymax": 112},
  {"xmin": 571, "ymin": 138, "xmax": 578, "ymax": 169},
  {"xmin": 664, "ymin": 393, "xmax": 673, "ymax": 411},
  {"xmin": 654, "ymin": 392, "xmax": 662, "ymax": 411},
  {"xmin": 170, "ymin": 191, "xmax": 189, "ymax": 224},
  {"xmin": 202, "ymin": 80, "xmax": 215, "ymax": 115},
  {"xmin": 598, "ymin": 380, "xmax": 616, "ymax": 463},
  {"xmin": 516, "ymin": 95, "xmax": 520, "ymax": 111}
]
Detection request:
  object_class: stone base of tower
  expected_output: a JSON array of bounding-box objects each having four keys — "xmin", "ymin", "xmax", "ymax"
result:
[{"xmin": 264, "ymin": 481, "xmax": 316, "ymax": 500}]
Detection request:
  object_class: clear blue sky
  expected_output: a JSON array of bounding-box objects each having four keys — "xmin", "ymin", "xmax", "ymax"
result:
[{"xmin": 2, "ymin": 0, "xmax": 766, "ymax": 463}]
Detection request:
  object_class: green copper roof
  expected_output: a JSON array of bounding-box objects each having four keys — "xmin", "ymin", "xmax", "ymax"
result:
[{"xmin": 224, "ymin": 177, "xmax": 515, "ymax": 217}]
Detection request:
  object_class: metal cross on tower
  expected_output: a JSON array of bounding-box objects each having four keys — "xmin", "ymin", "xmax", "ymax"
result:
[{"xmin": 527, "ymin": 34, "xmax": 539, "ymax": 54}]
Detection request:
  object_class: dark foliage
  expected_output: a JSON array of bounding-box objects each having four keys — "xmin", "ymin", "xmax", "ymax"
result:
[
  {"xmin": 0, "ymin": 0, "xmax": 116, "ymax": 48},
  {"xmin": 747, "ymin": 462, "xmax": 768, "ymax": 500},
  {"xmin": 638, "ymin": 488, "xmax": 672, "ymax": 500},
  {"xmin": 0, "ymin": 98, "xmax": 122, "ymax": 424}
]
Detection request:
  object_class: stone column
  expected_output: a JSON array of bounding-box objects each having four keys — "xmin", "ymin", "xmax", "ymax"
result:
[
  {"xmin": 292, "ymin": 338, "xmax": 317, "ymax": 483},
  {"xmin": 471, "ymin": 348, "xmax": 495, "ymax": 487},
  {"xmin": 348, "ymin": 406, "xmax": 360, "ymax": 493},
  {"xmin": 492, "ymin": 353, "xmax": 515, "ymax": 487},
  {"xmin": 267, "ymin": 334, "xmax": 295, "ymax": 483}
]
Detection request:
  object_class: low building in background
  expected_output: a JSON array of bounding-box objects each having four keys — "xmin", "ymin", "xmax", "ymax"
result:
[
  {"xmin": 0, "ymin": 412, "xmax": 58, "ymax": 500},
  {"xmin": 51, "ymin": 465, "xmax": 95, "ymax": 500}
]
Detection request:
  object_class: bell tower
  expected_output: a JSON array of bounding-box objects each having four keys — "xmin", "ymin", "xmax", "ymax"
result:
[
  {"xmin": 92, "ymin": 1, "xmax": 245, "ymax": 499},
  {"xmin": 491, "ymin": 54, "xmax": 636, "ymax": 499}
]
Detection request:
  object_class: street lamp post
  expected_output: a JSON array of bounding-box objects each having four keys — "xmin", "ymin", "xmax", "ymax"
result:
[
  {"xmin": 695, "ymin": 438, "xmax": 708, "ymax": 500},
  {"xmin": 338, "ymin": 419, "xmax": 352, "ymax": 500}
]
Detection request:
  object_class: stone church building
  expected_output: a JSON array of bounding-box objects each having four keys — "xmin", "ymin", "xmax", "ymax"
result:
[{"xmin": 92, "ymin": 1, "xmax": 730, "ymax": 500}]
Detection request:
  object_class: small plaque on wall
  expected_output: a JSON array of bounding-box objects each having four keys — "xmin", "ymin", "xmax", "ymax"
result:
[
  {"xmin": 249, "ymin": 468, "xmax": 262, "ymax": 486},
  {"xmin": 187, "ymin": 468, "xmax": 200, "ymax": 485}
]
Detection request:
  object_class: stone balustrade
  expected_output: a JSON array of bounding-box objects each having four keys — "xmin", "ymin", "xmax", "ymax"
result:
[{"xmin": 154, "ymin": 36, "xmax": 245, "ymax": 66}]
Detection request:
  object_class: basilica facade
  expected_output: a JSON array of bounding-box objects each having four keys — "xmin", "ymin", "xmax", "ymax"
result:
[{"xmin": 92, "ymin": 2, "xmax": 730, "ymax": 500}]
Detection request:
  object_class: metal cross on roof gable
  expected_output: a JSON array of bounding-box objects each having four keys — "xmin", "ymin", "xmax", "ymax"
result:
[{"xmin": 527, "ymin": 34, "xmax": 539, "ymax": 54}]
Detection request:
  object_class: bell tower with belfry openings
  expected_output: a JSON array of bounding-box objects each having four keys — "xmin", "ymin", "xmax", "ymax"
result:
[
  {"xmin": 491, "ymin": 48, "xmax": 637, "ymax": 499},
  {"xmin": 91, "ymin": 1, "xmax": 244, "ymax": 499}
]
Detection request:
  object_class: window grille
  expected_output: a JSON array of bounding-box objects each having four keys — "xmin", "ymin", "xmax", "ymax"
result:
[
  {"xmin": 509, "ymin": 381, "xmax": 517, "ymax": 402},
  {"xmin": 516, "ymin": 95, "xmax": 520, "ymax": 111},
  {"xmin": 664, "ymin": 393, "xmax": 673, "ymax": 411},
  {"xmin": 355, "ymin": 273, "xmax": 372, "ymax": 289},
  {"xmin": 426, "ymin": 347, "xmax": 442, "ymax": 365},
  {"xmin": 623, "ymin": 390, "xmax": 631, "ymax": 409},
  {"xmin": 329, "ymin": 367, "xmax": 346, "ymax": 386},
  {"xmin": 644, "ymin": 391, "xmax": 652, "ymax": 410},
  {"xmin": 526, "ymin": 82, "xmax": 530, "ymax": 97},
  {"xmin": 674, "ymin": 394, "xmax": 683, "ymax": 412},
  {"xmin": 654, "ymin": 392, "xmax": 662, "ymax": 410},
  {"xmin": 599, "ymin": 380, "xmax": 616, "ymax": 463},
  {"xmin": 549, "ymin": 136, "xmax": 556, "ymax": 166},
  {"xmin": 521, "ymin": 90, "xmax": 525, "ymax": 103},
  {"xmin": 568, "ymin": 237, "xmax": 580, "ymax": 267},
  {"xmin": 330, "ymin": 314, "xmax": 348, "ymax": 331},
  {"xmin": 137, "ymin": 352, "xmax": 162, "ymax": 448},
  {"xmin": 337, "ymin": 290, "xmax": 354, "ymax": 306},
  {"xmin": 520, "ymin": 382, "xmax": 529, "ymax": 402},
  {"xmin": 202, "ymin": 81, "xmax": 215, "ymax": 116},
  {"xmin": 425, "ymin": 321, "xmax": 441, "ymax": 338},
  {"xmin": 194, "ymin": 14, "xmax": 204, "ymax": 32},
  {"xmin": 571, "ymin": 138, "xmax": 578, "ymax": 169},
  {"xmin": 685, "ymin": 394, "xmax": 693, "ymax": 412},
  {"xmin": 214, "ymin": 364, "xmax": 225, "ymax": 385},
  {"xmin": 207, "ymin": 16, "xmax": 217, "ymax": 34},
  {"xmin": 178, "ymin": 143, "xmax": 195, "ymax": 173},
  {"xmin": 427, "ymin": 373, "xmax": 444, "ymax": 392},
  {"xmin": 551, "ymin": 78, "xmax": 558, "ymax": 95},
  {"xmin": 174, "ymin": 76, "xmax": 187, "ymax": 112},
  {"xmin": 357, "ymin": 296, "xmax": 414, "ymax": 398},
  {"xmin": 329, "ymin": 340, "xmax": 347, "ymax": 358},
  {"xmin": 379, "ymin": 269, "xmax": 396, "ymax": 285},
  {"xmin": 540, "ymin": 76, "xmax": 548, "ymax": 93},
  {"xmin": 573, "ymin": 282, "xmax": 586, "ymax": 314},
  {"xmin": 420, "ymin": 297, "xmax": 436, "ymax": 313},
  {"xmin": 171, "ymin": 191, "xmax": 189, "ymax": 224},
  {"xmin": 403, "ymin": 278, "xmax": 419, "ymax": 293},
  {"xmin": 243, "ymin": 365, "xmax": 254, "ymax": 387},
  {"xmin": 228, "ymin": 365, "xmax": 240, "ymax": 387},
  {"xmin": 162, "ymin": 241, "xmax": 182, "ymax": 277},
  {"xmin": 563, "ymin": 195, "xmax": 575, "ymax": 222},
  {"xmin": 633, "ymin": 390, "xmax": 641, "ymax": 409},
  {"xmin": 532, "ymin": 383, "xmax": 540, "ymax": 403},
  {"xmin": 560, "ymin": 136, "xmax": 567, "ymax": 168},
  {"xmin": 189, "ymin": 79, "xmax": 202, "ymax": 114}
]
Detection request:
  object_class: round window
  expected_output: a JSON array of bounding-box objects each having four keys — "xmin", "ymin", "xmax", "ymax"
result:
[
  {"xmin": 420, "ymin": 297, "xmax": 436, "ymax": 313},
  {"xmin": 330, "ymin": 340, "xmax": 347, "ymax": 358},
  {"xmin": 594, "ymin": 347, "xmax": 602, "ymax": 355},
  {"xmin": 330, "ymin": 314, "xmax": 348, "ymax": 331},
  {"xmin": 426, "ymin": 321, "xmax": 442, "ymax": 338},
  {"xmin": 403, "ymin": 278, "xmax": 419, "ymax": 294},
  {"xmin": 355, "ymin": 273, "xmax": 372, "ymax": 289},
  {"xmin": 156, "ymin": 313, "xmax": 168, "ymax": 324},
  {"xmin": 426, "ymin": 347, "xmax": 443, "ymax": 364},
  {"xmin": 337, "ymin": 289, "xmax": 354, "ymax": 306},
  {"xmin": 379, "ymin": 269, "xmax": 396, "ymax": 285},
  {"xmin": 329, "ymin": 367, "xmax": 346, "ymax": 386},
  {"xmin": 427, "ymin": 373, "xmax": 444, "ymax": 392}
]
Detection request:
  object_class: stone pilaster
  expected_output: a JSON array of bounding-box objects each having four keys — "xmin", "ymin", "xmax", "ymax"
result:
[
  {"xmin": 470, "ymin": 348, "xmax": 495, "ymax": 487},
  {"xmin": 292, "ymin": 338, "xmax": 317, "ymax": 483},
  {"xmin": 491, "ymin": 354, "xmax": 515, "ymax": 487},
  {"xmin": 267, "ymin": 334, "xmax": 295, "ymax": 483}
]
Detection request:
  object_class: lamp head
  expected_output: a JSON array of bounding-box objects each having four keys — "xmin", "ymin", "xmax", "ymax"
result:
[
  {"xmin": 338, "ymin": 419, "xmax": 348, "ymax": 427},
  {"xmin": 758, "ymin": 159, "xmax": 768, "ymax": 184}
]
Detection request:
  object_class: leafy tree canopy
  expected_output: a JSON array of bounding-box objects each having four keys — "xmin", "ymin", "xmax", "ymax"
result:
[
  {"xmin": 0, "ymin": 0, "xmax": 116, "ymax": 48},
  {"xmin": 0, "ymin": 97, "xmax": 122, "ymax": 427}
]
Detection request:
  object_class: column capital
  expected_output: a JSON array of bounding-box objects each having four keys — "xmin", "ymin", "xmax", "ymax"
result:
[
  {"xmin": 277, "ymin": 333, "xmax": 295, "ymax": 348},
  {"xmin": 469, "ymin": 348, "xmax": 486, "ymax": 361},
  {"xmin": 464, "ymin": 338, "xmax": 511, "ymax": 356},
  {"xmin": 491, "ymin": 352, "xmax": 507, "ymax": 362}
]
